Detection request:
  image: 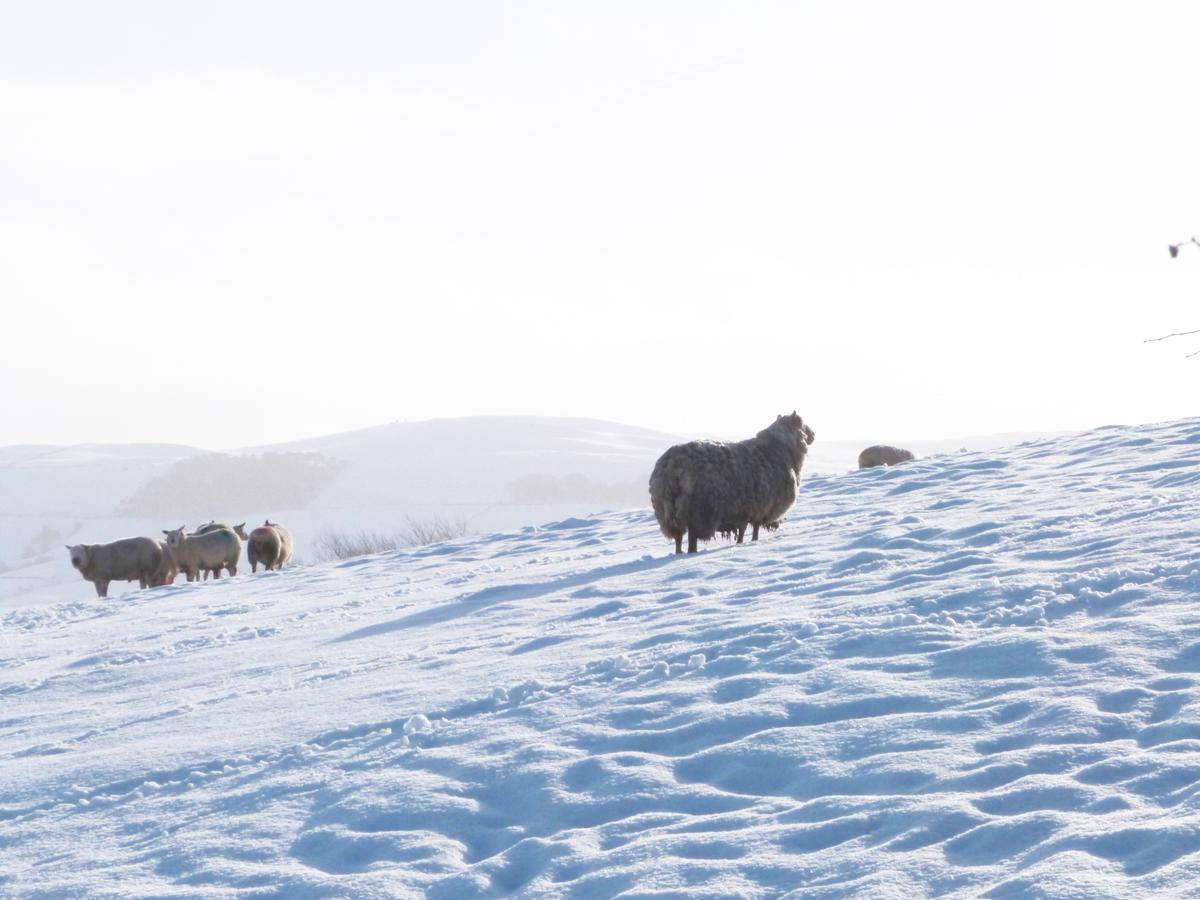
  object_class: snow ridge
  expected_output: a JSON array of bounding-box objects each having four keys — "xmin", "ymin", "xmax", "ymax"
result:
[{"xmin": 3, "ymin": 420, "xmax": 1200, "ymax": 896}]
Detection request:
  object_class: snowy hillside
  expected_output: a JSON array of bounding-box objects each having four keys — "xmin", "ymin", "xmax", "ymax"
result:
[
  {"xmin": 1, "ymin": 415, "xmax": 1044, "ymax": 610},
  {"xmin": 0, "ymin": 417, "xmax": 686, "ymax": 609},
  {"xmin": 4, "ymin": 418, "xmax": 1200, "ymax": 896}
]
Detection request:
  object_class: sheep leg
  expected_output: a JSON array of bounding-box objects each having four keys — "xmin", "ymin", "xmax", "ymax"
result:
[
  {"xmin": 674, "ymin": 534, "xmax": 682, "ymax": 555},
  {"xmin": 95, "ymin": 580, "xmax": 109, "ymax": 598},
  {"xmin": 736, "ymin": 525, "xmax": 746, "ymax": 544},
  {"xmin": 752, "ymin": 524, "xmax": 760, "ymax": 541},
  {"xmin": 688, "ymin": 531, "xmax": 698, "ymax": 553}
]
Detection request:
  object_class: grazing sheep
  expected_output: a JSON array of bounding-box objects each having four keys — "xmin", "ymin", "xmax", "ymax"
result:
[
  {"xmin": 649, "ymin": 412, "xmax": 815, "ymax": 554},
  {"xmin": 858, "ymin": 445, "xmax": 915, "ymax": 469},
  {"xmin": 245, "ymin": 520, "xmax": 294, "ymax": 572},
  {"xmin": 66, "ymin": 537, "xmax": 166, "ymax": 597},
  {"xmin": 163, "ymin": 525, "xmax": 240, "ymax": 581}
]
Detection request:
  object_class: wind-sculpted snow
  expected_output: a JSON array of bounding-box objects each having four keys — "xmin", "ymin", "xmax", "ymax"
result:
[{"xmin": 3, "ymin": 420, "xmax": 1200, "ymax": 896}]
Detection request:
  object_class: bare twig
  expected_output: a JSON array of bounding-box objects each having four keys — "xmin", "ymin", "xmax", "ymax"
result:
[
  {"xmin": 1168, "ymin": 236, "xmax": 1200, "ymax": 258},
  {"xmin": 1144, "ymin": 327, "xmax": 1200, "ymax": 344},
  {"xmin": 308, "ymin": 515, "xmax": 471, "ymax": 563},
  {"xmin": 1150, "ymin": 238, "xmax": 1200, "ymax": 355}
]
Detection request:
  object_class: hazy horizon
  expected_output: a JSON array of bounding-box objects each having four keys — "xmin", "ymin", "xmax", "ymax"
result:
[
  {"xmin": 0, "ymin": 409, "xmax": 1084, "ymax": 454},
  {"xmin": 5, "ymin": 2, "xmax": 1199, "ymax": 448}
]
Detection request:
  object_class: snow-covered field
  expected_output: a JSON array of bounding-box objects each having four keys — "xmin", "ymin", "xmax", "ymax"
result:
[
  {"xmin": 0, "ymin": 417, "xmax": 685, "ymax": 609},
  {"xmin": 4, "ymin": 418, "xmax": 1199, "ymax": 896},
  {"xmin": 0, "ymin": 416, "xmax": 1045, "ymax": 611}
]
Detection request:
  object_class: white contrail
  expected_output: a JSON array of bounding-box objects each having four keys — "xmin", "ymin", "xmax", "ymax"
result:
[{"xmin": 593, "ymin": 52, "xmax": 747, "ymax": 108}]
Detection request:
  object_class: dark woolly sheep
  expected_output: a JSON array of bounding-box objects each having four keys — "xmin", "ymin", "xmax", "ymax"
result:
[
  {"xmin": 858, "ymin": 445, "xmax": 915, "ymax": 469},
  {"xmin": 649, "ymin": 412, "xmax": 815, "ymax": 554}
]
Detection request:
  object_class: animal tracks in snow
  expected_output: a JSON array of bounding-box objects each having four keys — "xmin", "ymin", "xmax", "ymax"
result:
[{"xmin": 5, "ymin": 420, "xmax": 1200, "ymax": 894}]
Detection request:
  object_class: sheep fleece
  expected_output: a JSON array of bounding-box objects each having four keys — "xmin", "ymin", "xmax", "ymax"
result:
[
  {"xmin": 68, "ymin": 537, "xmax": 165, "ymax": 596},
  {"xmin": 649, "ymin": 414, "xmax": 813, "ymax": 545},
  {"xmin": 858, "ymin": 445, "xmax": 915, "ymax": 469}
]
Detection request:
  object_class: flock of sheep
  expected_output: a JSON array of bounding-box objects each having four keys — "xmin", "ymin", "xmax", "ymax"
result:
[
  {"xmin": 649, "ymin": 412, "xmax": 914, "ymax": 554},
  {"xmin": 67, "ymin": 520, "xmax": 294, "ymax": 597},
  {"xmin": 64, "ymin": 414, "xmax": 914, "ymax": 596}
]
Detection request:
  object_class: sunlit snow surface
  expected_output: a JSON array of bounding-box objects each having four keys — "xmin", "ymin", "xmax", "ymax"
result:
[{"xmin": 4, "ymin": 420, "xmax": 1200, "ymax": 897}]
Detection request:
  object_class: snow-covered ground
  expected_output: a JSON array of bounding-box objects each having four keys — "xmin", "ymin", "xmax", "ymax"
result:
[
  {"xmin": 0, "ymin": 417, "xmax": 685, "ymax": 609},
  {"xmin": 0, "ymin": 416, "xmax": 1045, "ymax": 610},
  {"xmin": 4, "ymin": 418, "xmax": 1199, "ymax": 896}
]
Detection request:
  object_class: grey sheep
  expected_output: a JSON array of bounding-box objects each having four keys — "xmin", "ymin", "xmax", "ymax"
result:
[
  {"xmin": 649, "ymin": 412, "xmax": 815, "ymax": 554},
  {"xmin": 67, "ymin": 537, "xmax": 167, "ymax": 597},
  {"xmin": 241, "ymin": 520, "xmax": 294, "ymax": 572},
  {"xmin": 163, "ymin": 525, "xmax": 240, "ymax": 581},
  {"xmin": 858, "ymin": 445, "xmax": 915, "ymax": 469}
]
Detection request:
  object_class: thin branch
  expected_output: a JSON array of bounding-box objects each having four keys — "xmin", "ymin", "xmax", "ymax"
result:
[
  {"xmin": 1144, "ymin": 327, "xmax": 1200, "ymax": 344},
  {"xmin": 1152, "ymin": 236, "xmax": 1200, "ymax": 355},
  {"xmin": 1168, "ymin": 236, "xmax": 1200, "ymax": 257}
]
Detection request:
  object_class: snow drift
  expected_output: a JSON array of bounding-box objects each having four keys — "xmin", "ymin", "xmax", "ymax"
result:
[{"xmin": 3, "ymin": 418, "xmax": 1200, "ymax": 896}]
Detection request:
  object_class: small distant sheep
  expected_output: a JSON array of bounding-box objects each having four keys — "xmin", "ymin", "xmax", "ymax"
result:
[
  {"xmin": 649, "ymin": 412, "xmax": 815, "ymax": 554},
  {"xmin": 163, "ymin": 525, "xmax": 240, "ymax": 581},
  {"xmin": 67, "ymin": 537, "xmax": 167, "ymax": 597},
  {"xmin": 858, "ymin": 445, "xmax": 915, "ymax": 469},
  {"xmin": 243, "ymin": 520, "xmax": 294, "ymax": 572}
]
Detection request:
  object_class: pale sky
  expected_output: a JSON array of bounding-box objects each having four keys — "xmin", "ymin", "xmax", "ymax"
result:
[{"xmin": 4, "ymin": 2, "xmax": 1200, "ymax": 449}]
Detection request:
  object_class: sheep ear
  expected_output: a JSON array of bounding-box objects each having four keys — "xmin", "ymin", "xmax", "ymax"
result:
[{"xmin": 162, "ymin": 530, "xmax": 169, "ymax": 535}]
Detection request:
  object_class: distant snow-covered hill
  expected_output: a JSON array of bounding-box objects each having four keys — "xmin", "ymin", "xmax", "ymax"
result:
[
  {"xmin": 0, "ymin": 417, "xmax": 688, "ymax": 608},
  {"xmin": 3, "ymin": 418, "xmax": 1200, "ymax": 895}
]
